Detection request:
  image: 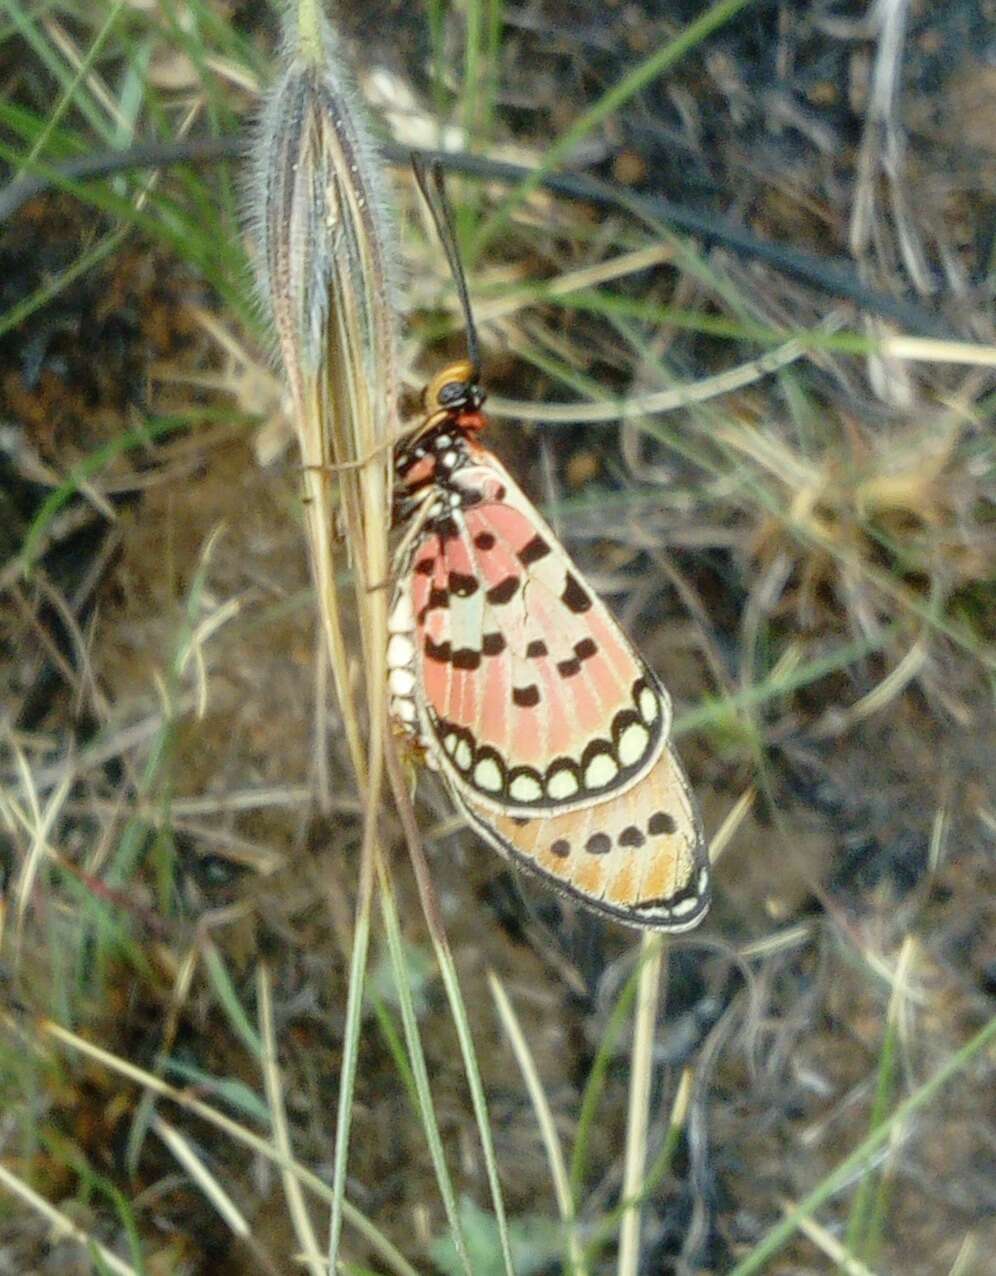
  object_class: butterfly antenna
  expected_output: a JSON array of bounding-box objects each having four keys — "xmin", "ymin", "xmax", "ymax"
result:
[{"xmin": 411, "ymin": 155, "xmax": 481, "ymax": 375}]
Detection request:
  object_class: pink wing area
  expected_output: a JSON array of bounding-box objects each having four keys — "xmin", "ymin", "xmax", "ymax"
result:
[
  {"xmin": 409, "ymin": 450, "xmax": 670, "ymax": 816},
  {"xmin": 451, "ymin": 741, "xmax": 710, "ymax": 931}
]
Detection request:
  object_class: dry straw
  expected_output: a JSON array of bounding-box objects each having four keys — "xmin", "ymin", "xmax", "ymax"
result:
[
  {"xmin": 247, "ymin": 0, "xmax": 400, "ymax": 1265},
  {"xmin": 248, "ymin": 0, "xmax": 399, "ymax": 771}
]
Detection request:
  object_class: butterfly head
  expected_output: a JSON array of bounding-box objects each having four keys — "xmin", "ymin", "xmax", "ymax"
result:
[{"xmin": 422, "ymin": 360, "xmax": 486, "ymax": 432}]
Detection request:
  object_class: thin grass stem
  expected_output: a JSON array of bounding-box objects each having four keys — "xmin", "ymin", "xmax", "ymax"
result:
[
  {"xmin": 257, "ymin": 965, "xmax": 326, "ymax": 1276},
  {"xmin": 38, "ymin": 1019, "xmax": 419, "ymax": 1276},
  {"xmin": 378, "ymin": 861, "xmax": 473, "ymax": 1274},
  {"xmin": 488, "ymin": 969, "xmax": 586, "ymax": 1275},
  {"xmin": 616, "ymin": 933, "xmax": 665, "ymax": 1276}
]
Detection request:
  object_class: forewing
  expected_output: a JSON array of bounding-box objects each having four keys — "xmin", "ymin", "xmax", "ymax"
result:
[{"xmin": 409, "ymin": 450, "xmax": 670, "ymax": 815}]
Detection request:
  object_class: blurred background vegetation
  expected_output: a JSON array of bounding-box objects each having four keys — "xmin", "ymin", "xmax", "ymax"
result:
[{"xmin": 0, "ymin": 1, "xmax": 994, "ymax": 1273}]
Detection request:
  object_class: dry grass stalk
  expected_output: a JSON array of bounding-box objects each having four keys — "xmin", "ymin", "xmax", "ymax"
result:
[
  {"xmin": 617, "ymin": 932, "xmax": 665, "ymax": 1276},
  {"xmin": 257, "ymin": 964, "xmax": 326, "ymax": 1276},
  {"xmin": 247, "ymin": 1, "xmax": 402, "ymax": 1266},
  {"xmin": 0, "ymin": 1161, "xmax": 140, "ymax": 1276},
  {"xmin": 248, "ymin": 0, "xmax": 400, "ymax": 787}
]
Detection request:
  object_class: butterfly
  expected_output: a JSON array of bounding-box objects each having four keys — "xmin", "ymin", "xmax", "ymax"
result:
[{"xmin": 386, "ymin": 162, "xmax": 710, "ymax": 932}]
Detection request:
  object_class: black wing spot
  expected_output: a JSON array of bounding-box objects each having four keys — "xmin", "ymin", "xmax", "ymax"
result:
[
  {"xmin": 550, "ymin": 839, "xmax": 571, "ymax": 859},
  {"xmin": 634, "ymin": 896, "xmax": 670, "ymax": 912},
  {"xmin": 512, "ymin": 684, "xmax": 540, "ymax": 708},
  {"xmin": 426, "ymin": 586, "xmax": 449, "ymax": 611},
  {"xmin": 518, "ymin": 534, "xmax": 551, "ymax": 566},
  {"xmin": 525, "ymin": 639, "xmax": 548, "ymax": 659},
  {"xmin": 580, "ymin": 739, "xmax": 617, "ymax": 772},
  {"xmin": 574, "ymin": 637, "xmax": 597, "ymax": 661},
  {"xmin": 482, "ymin": 632, "xmax": 507, "ymax": 656},
  {"xmin": 648, "ymin": 811, "xmax": 677, "ymax": 836},
  {"xmin": 414, "ymin": 558, "xmax": 435, "ymax": 576},
  {"xmin": 562, "ymin": 573, "xmax": 592, "ymax": 613},
  {"xmin": 511, "ymin": 815, "xmax": 529, "ymax": 827},
  {"xmin": 448, "ymin": 571, "xmax": 479, "ymax": 597},
  {"xmin": 424, "ymin": 637, "xmax": 452, "ymax": 664},
  {"xmin": 619, "ymin": 825, "xmax": 645, "ymax": 848},
  {"xmin": 586, "ymin": 832, "xmax": 612, "ymax": 856},
  {"xmin": 556, "ymin": 656, "xmax": 582, "ymax": 679},
  {"xmin": 474, "ymin": 531, "xmax": 496, "ymax": 550},
  {"xmin": 635, "ymin": 881, "xmax": 703, "ymax": 913},
  {"xmin": 452, "ymin": 647, "xmax": 481, "ymax": 671},
  {"xmin": 434, "ymin": 517, "xmax": 460, "ymax": 541},
  {"xmin": 486, "ymin": 576, "xmax": 519, "ymax": 605}
]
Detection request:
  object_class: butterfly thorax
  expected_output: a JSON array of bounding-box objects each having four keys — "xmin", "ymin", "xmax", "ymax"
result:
[{"xmin": 393, "ymin": 359, "xmax": 491, "ymax": 527}]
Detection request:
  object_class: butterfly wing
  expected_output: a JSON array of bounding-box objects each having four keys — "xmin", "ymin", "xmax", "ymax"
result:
[
  {"xmin": 457, "ymin": 740, "xmax": 709, "ymax": 930},
  {"xmin": 391, "ymin": 441, "xmax": 709, "ymax": 930}
]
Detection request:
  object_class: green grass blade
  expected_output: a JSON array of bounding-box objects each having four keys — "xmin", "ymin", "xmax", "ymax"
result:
[
  {"xmin": 202, "ymin": 941, "xmax": 263, "ymax": 1060},
  {"xmin": 728, "ymin": 1013, "xmax": 996, "ymax": 1276},
  {"xmin": 842, "ymin": 938, "xmax": 913, "ymax": 1268},
  {"xmin": 378, "ymin": 867, "xmax": 473, "ymax": 1275},
  {"xmin": 0, "ymin": 134, "xmax": 253, "ymax": 325},
  {"xmin": 19, "ymin": 0, "xmax": 127, "ymax": 171},
  {"xmin": 570, "ymin": 946, "xmax": 644, "ymax": 1200},
  {"xmin": 16, "ymin": 408, "xmax": 248, "ymax": 576},
  {"xmin": 162, "ymin": 1058, "xmax": 271, "ymax": 1124},
  {"xmin": 368, "ymin": 989, "xmax": 421, "ymax": 1114},
  {"xmin": 0, "ymin": 0, "xmax": 119, "ymax": 143},
  {"xmin": 326, "ymin": 896, "xmax": 374, "ymax": 1266},
  {"xmin": 435, "ymin": 937, "xmax": 515, "ymax": 1276},
  {"xmin": 488, "ymin": 969, "xmax": 585, "ymax": 1275},
  {"xmin": 41, "ymin": 1129, "xmax": 149, "ymax": 1275},
  {"xmin": 0, "ymin": 221, "xmax": 127, "ymax": 340},
  {"xmin": 582, "ymin": 1070, "xmax": 693, "ymax": 1266},
  {"xmin": 471, "ymin": 0, "xmax": 756, "ymax": 260}
]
